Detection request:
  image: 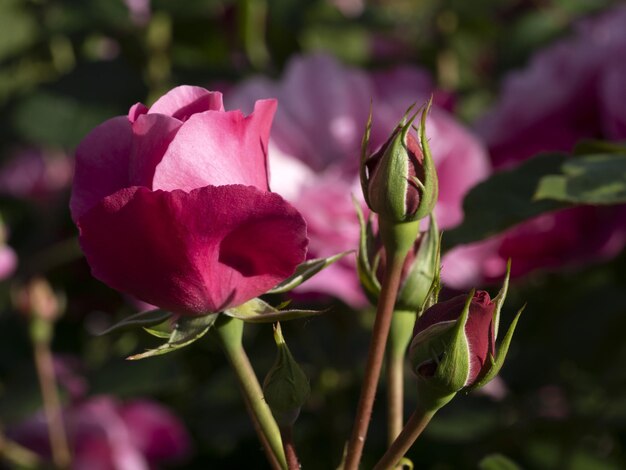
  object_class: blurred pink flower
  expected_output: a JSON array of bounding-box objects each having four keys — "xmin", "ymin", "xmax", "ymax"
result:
[
  {"xmin": 0, "ymin": 218, "xmax": 16, "ymax": 281},
  {"xmin": 11, "ymin": 396, "xmax": 190, "ymax": 470},
  {"xmin": 469, "ymin": 5, "xmax": 626, "ymax": 281},
  {"xmin": 124, "ymin": 0, "xmax": 151, "ymax": 26},
  {"xmin": 230, "ymin": 54, "xmax": 491, "ymax": 305},
  {"xmin": 0, "ymin": 148, "xmax": 73, "ymax": 201}
]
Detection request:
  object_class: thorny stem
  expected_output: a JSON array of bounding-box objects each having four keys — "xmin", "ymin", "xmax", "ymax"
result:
[
  {"xmin": 343, "ymin": 253, "xmax": 407, "ymax": 470},
  {"xmin": 281, "ymin": 425, "xmax": 301, "ymax": 470}
]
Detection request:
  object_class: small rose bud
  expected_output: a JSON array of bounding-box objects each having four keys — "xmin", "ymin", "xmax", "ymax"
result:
[
  {"xmin": 408, "ymin": 264, "xmax": 523, "ymax": 408},
  {"xmin": 263, "ymin": 323, "xmax": 311, "ymax": 427},
  {"xmin": 360, "ymin": 101, "xmax": 438, "ymax": 224}
]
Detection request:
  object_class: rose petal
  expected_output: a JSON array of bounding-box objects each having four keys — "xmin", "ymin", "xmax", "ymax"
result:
[
  {"xmin": 70, "ymin": 117, "xmax": 133, "ymax": 221},
  {"xmin": 78, "ymin": 184, "xmax": 307, "ymax": 314},
  {"xmin": 129, "ymin": 113, "xmax": 182, "ymax": 187},
  {"xmin": 152, "ymin": 100, "xmax": 276, "ymax": 192},
  {"xmin": 148, "ymin": 85, "xmax": 224, "ymax": 120}
]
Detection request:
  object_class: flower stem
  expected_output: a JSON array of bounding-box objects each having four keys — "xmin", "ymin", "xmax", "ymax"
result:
[
  {"xmin": 280, "ymin": 425, "xmax": 301, "ymax": 470},
  {"xmin": 215, "ymin": 317, "xmax": 287, "ymax": 470},
  {"xmin": 30, "ymin": 319, "xmax": 71, "ymax": 469},
  {"xmin": 373, "ymin": 407, "xmax": 436, "ymax": 470},
  {"xmin": 386, "ymin": 310, "xmax": 415, "ymax": 446},
  {"xmin": 343, "ymin": 253, "xmax": 407, "ymax": 470}
]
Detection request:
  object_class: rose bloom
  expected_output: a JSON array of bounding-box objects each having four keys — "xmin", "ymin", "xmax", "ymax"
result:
[
  {"xmin": 71, "ymin": 86, "xmax": 307, "ymax": 315},
  {"xmin": 463, "ymin": 4, "xmax": 626, "ymax": 282},
  {"xmin": 11, "ymin": 396, "xmax": 190, "ymax": 470},
  {"xmin": 229, "ymin": 54, "xmax": 491, "ymax": 306}
]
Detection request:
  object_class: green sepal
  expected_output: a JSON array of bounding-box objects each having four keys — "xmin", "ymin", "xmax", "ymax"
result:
[
  {"xmin": 434, "ymin": 290, "xmax": 472, "ymax": 390},
  {"xmin": 97, "ymin": 309, "xmax": 173, "ymax": 336},
  {"xmin": 396, "ymin": 215, "xmax": 440, "ymax": 311},
  {"xmin": 411, "ymin": 97, "xmax": 439, "ymax": 221},
  {"xmin": 354, "ymin": 198, "xmax": 381, "ymax": 302},
  {"xmin": 127, "ymin": 313, "xmax": 219, "ymax": 360},
  {"xmin": 224, "ymin": 297, "xmax": 325, "ymax": 323},
  {"xmin": 267, "ymin": 251, "xmax": 352, "ymax": 294},
  {"xmin": 492, "ymin": 259, "xmax": 511, "ymax": 338},
  {"xmin": 360, "ymin": 104, "xmax": 373, "ymax": 207},
  {"xmin": 143, "ymin": 319, "xmax": 172, "ymax": 338},
  {"xmin": 465, "ymin": 303, "xmax": 525, "ymax": 392}
]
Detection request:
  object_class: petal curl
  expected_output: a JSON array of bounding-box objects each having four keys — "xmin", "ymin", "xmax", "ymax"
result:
[
  {"xmin": 148, "ymin": 85, "xmax": 224, "ymax": 120},
  {"xmin": 70, "ymin": 117, "xmax": 133, "ymax": 221},
  {"xmin": 78, "ymin": 185, "xmax": 307, "ymax": 314},
  {"xmin": 152, "ymin": 99, "xmax": 276, "ymax": 192}
]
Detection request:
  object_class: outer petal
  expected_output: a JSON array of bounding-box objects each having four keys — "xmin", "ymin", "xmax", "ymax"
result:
[
  {"xmin": 148, "ymin": 85, "xmax": 224, "ymax": 120},
  {"xmin": 70, "ymin": 117, "xmax": 133, "ymax": 221},
  {"xmin": 77, "ymin": 185, "xmax": 307, "ymax": 314},
  {"xmin": 152, "ymin": 100, "xmax": 276, "ymax": 192}
]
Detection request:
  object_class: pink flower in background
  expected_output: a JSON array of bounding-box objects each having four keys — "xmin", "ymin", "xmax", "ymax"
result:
[
  {"xmin": 467, "ymin": 5, "xmax": 626, "ymax": 281},
  {"xmin": 11, "ymin": 396, "xmax": 190, "ymax": 470},
  {"xmin": 0, "ymin": 148, "xmax": 73, "ymax": 202},
  {"xmin": 0, "ymin": 218, "xmax": 17, "ymax": 281},
  {"xmin": 71, "ymin": 86, "xmax": 307, "ymax": 315},
  {"xmin": 230, "ymin": 54, "xmax": 491, "ymax": 305}
]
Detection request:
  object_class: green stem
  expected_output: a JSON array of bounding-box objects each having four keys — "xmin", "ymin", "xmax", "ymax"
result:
[
  {"xmin": 386, "ymin": 310, "xmax": 415, "ymax": 446},
  {"xmin": 373, "ymin": 407, "xmax": 436, "ymax": 470},
  {"xmin": 215, "ymin": 317, "xmax": 287, "ymax": 470}
]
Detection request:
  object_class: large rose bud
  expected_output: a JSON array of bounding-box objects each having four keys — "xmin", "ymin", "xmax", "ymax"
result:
[
  {"xmin": 408, "ymin": 267, "xmax": 523, "ymax": 408},
  {"xmin": 70, "ymin": 86, "xmax": 308, "ymax": 315},
  {"xmin": 360, "ymin": 104, "xmax": 438, "ymax": 225}
]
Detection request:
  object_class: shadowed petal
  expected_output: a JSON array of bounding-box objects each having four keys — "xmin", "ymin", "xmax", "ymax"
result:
[
  {"xmin": 70, "ymin": 117, "xmax": 133, "ymax": 221},
  {"xmin": 77, "ymin": 184, "xmax": 307, "ymax": 314}
]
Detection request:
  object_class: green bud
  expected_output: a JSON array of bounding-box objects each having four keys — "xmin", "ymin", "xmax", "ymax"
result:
[
  {"xmin": 360, "ymin": 100, "xmax": 438, "ymax": 225},
  {"xmin": 263, "ymin": 323, "xmax": 311, "ymax": 427}
]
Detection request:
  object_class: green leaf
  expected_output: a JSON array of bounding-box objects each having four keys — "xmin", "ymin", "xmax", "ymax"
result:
[
  {"xmin": 479, "ymin": 453, "xmax": 522, "ymax": 470},
  {"xmin": 126, "ymin": 313, "xmax": 219, "ymax": 360},
  {"xmin": 573, "ymin": 140, "xmax": 626, "ymax": 155},
  {"xmin": 224, "ymin": 298, "xmax": 325, "ymax": 323},
  {"xmin": 267, "ymin": 251, "xmax": 352, "ymax": 294},
  {"xmin": 534, "ymin": 153, "xmax": 626, "ymax": 204},
  {"xmin": 443, "ymin": 153, "xmax": 568, "ymax": 250},
  {"xmin": 97, "ymin": 309, "xmax": 173, "ymax": 336}
]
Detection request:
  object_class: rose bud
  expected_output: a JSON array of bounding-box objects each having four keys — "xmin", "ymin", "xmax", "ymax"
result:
[
  {"xmin": 70, "ymin": 86, "xmax": 308, "ymax": 316},
  {"xmin": 360, "ymin": 101, "xmax": 438, "ymax": 225},
  {"xmin": 408, "ymin": 264, "xmax": 523, "ymax": 409},
  {"xmin": 357, "ymin": 212, "xmax": 440, "ymax": 312},
  {"xmin": 263, "ymin": 323, "xmax": 311, "ymax": 427}
]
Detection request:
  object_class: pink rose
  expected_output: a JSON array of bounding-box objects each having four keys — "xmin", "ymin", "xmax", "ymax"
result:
[
  {"xmin": 11, "ymin": 396, "xmax": 190, "ymax": 470},
  {"xmin": 0, "ymin": 219, "xmax": 16, "ymax": 281},
  {"xmin": 71, "ymin": 86, "xmax": 308, "ymax": 315},
  {"xmin": 229, "ymin": 54, "xmax": 491, "ymax": 305}
]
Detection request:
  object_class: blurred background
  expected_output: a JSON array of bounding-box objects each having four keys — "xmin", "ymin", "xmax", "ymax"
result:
[{"xmin": 1, "ymin": 0, "xmax": 626, "ymax": 468}]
